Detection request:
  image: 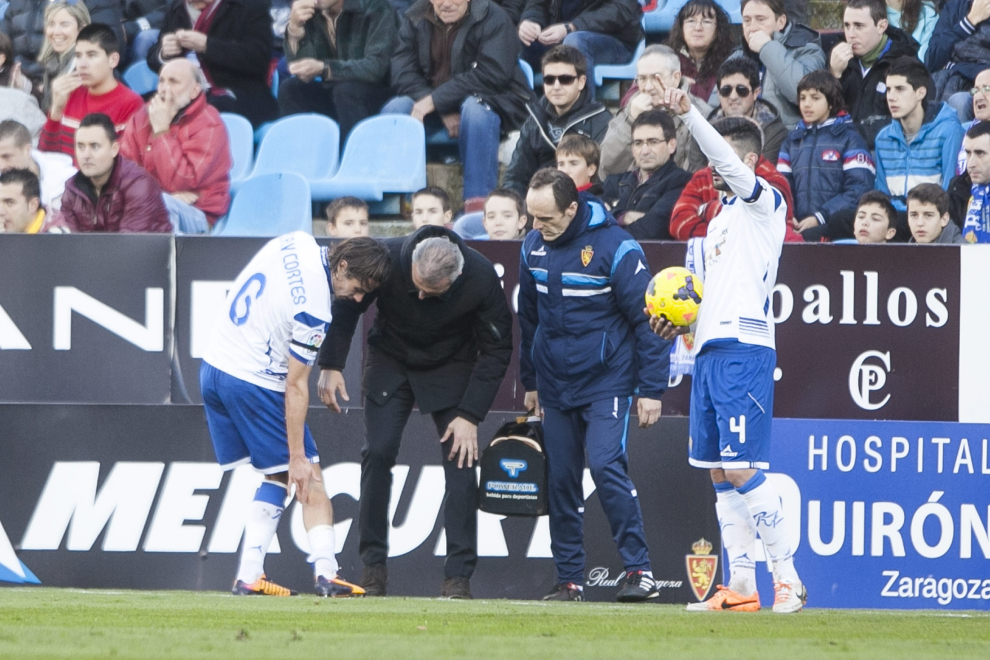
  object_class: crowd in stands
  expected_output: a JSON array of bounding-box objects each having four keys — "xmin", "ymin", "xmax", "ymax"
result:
[{"xmin": 0, "ymin": 0, "xmax": 989, "ymax": 243}]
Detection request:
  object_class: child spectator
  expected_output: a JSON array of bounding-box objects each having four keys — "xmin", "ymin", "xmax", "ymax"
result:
[
  {"xmin": 555, "ymin": 134, "xmax": 601, "ymax": 195},
  {"xmin": 326, "ymin": 197, "xmax": 371, "ymax": 238},
  {"xmin": 411, "ymin": 186, "xmax": 452, "ymax": 229},
  {"xmin": 875, "ymin": 57, "xmax": 964, "ymax": 219},
  {"xmin": 777, "ymin": 70, "xmax": 876, "ymax": 241},
  {"xmin": 853, "ymin": 190, "xmax": 899, "ymax": 243},
  {"xmin": 39, "ymin": 24, "xmax": 143, "ymax": 159},
  {"xmin": 907, "ymin": 182, "xmax": 965, "ymax": 243},
  {"xmin": 483, "ymin": 188, "xmax": 528, "ymax": 240}
]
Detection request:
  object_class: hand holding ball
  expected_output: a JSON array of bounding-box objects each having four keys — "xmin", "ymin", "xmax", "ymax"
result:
[{"xmin": 645, "ymin": 267, "xmax": 703, "ymax": 327}]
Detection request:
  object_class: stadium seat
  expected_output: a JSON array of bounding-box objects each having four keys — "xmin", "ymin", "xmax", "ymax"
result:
[
  {"xmin": 220, "ymin": 113, "xmax": 254, "ymax": 189},
  {"xmin": 452, "ymin": 212, "xmax": 487, "ymax": 240},
  {"xmin": 519, "ymin": 59, "xmax": 535, "ymax": 89},
  {"xmin": 831, "ymin": 238, "xmax": 859, "ymax": 244},
  {"xmin": 250, "ymin": 114, "xmax": 340, "ymax": 185},
  {"xmin": 594, "ymin": 39, "xmax": 645, "ymax": 87},
  {"xmin": 310, "ymin": 115, "xmax": 427, "ymax": 201},
  {"xmin": 644, "ymin": 0, "xmax": 742, "ymax": 34},
  {"xmin": 123, "ymin": 61, "xmax": 158, "ymax": 95},
  {"xmin": 214, "ymin": 172, "xmax": 313, "ymax": 237}
]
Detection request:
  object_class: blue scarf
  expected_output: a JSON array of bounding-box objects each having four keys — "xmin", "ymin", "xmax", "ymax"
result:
[{"xmin": 964, "ymin": 182, "xmax": 990, "ymax": 243}]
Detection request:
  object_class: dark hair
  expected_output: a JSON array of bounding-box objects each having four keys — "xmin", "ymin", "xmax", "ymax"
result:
[
  {"xmin": 665, "ymin": 0, "xmax": 735, "ymax": 84},
  {"xmin": 966, "ymin": 119, "xmax": 990, "ymax": 141},
  {"xmin": 556, "ymin": 134, "xmax": 601, "ymax": 169},
  {"xmin": 797, "ymin": 70, "xmax": 846, "ymax": 117},
  {"xmin": 76, "ymin": 23, "xmax": 120, "ymax": 56},
  {"xmin": 412, "ymin": 186, "xmax": 450, "ymax": 212},
  {"xmin": 898, "ymin": 0, "xmax": 924, "ymax": 35},
  {"xmin": 907, "ymin": 182, "xmax": 949, "ymax": 217},
  {"xmin": 326, "ymin": 196, "xmax": 368, "ymax": 225},
  {"xmin": 716, "ymin": 56, "xmax": 760, "ymax": 90},
  {"xmin": 0, "ymin": 168, "xmax": 41, "ymax": 203},
  {"xmin": 529, "ymin": 167, "xmax": 579, "ymax": 213},
  {"xmin": 78, "ymin": 113, "xmax": 117, "ymax": 141},
  {"xmin": 328, "ymin": 237, "xmax": 392, "ymax": 291},
  {"xmin": 845, "ymin": 0, "xmax": 889, "ymax": 26},
  {"xmin": 0, "ymin": 120, "xmax": 32, "ymax": 147},
  {"xmin": 856, "ymin": 190, "xmax": 897, "ymax": 227},
  {"xmin": 713, "ymin": 116, "xmax": 764, "ymax": 157},
  {"xmin": 485, "ymin": 187, "xmax": 526, "ymax": 217},
  {"xmin": 632, "ymin": 109, "xmax": 678, "ymax": 142},
  {"xmin": 740, "ymin": 0, "xmax": 786, "ymax": 19},
  {"xmin": 541, "ymin": 44, "xmax": 587, "ymax": 80},
  {"xmin": 0, "ymin": 32, "xmax": 14, "ymax": 87},
  {"xmin": 886, "ymin": 56, "xmax": 934, "ymax": 98}
]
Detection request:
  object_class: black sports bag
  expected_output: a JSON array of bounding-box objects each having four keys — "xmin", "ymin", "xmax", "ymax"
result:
[{"xmin": 478, "ymin": 416, "xmax": 547, "ymax": 517}]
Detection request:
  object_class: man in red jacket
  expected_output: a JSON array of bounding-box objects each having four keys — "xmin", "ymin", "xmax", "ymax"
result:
[
  {"xmin": 57, "ymin": 113, "xmax": 171, "ymax": 233},
  {"xmin": 39, "ymin": 24, "xmax": 144, "ymax": 160},
  {"xmin": 121, "ymin": 59, "xmax": 232, "ymax": 233},
  {"xmin": 670, "ymin": 154, "xmax": 804, "ymax": 242}
]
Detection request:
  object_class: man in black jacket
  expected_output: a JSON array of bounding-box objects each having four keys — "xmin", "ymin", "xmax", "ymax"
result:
[
  {"xmin": 148, "ymin": 0, "xmax": 279, "ymax": 128},
  {"xmin": 517, "ymin": 0, "xmax": 643, "ymax": 85},
  {"xmin": 317, "ymin": 226, "xmax": 514, "ymax": 599},
  {"xmin": 384, "ymin": 0, "xmax": 533, "ymax": 211},
  {"xmin": 828, "ymin": 0, "xmax": 919, "ymax": 149},
  {"xmin": 603, "ymin": 109, "xmax": 691, "ymax": 240},
  {"xmin": 503, "ymin": 45, "xmax": 609, "ymax": 195}
]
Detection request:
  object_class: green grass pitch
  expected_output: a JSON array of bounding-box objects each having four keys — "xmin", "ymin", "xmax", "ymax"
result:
[{"xmin": 0, "ymin": 588, "xmax": 988, "ymax": 659}]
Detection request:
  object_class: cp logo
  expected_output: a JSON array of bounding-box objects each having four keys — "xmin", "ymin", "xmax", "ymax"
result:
[{"xmin": 848, "ymin": 350, "xmax": 891, "ymax": 410}]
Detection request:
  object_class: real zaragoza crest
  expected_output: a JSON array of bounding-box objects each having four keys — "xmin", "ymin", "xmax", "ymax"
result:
[
  {"xmin": 686, "ymin": 537, "xmax": 718, "ymax": 601},
  {"xmin": 581, "ymin": 245, "xmax": 594, "ymax": 267}
]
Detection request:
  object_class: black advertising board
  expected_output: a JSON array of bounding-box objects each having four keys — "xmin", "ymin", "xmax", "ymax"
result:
[{"xmin": 0, "ymin": 404, "xmax": 719, "ymax": 602}]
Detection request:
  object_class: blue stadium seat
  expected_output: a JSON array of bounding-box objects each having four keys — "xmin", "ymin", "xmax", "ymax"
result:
[
  {"xmin": 250, "ymin": 114, "xmax": 340, "ymax": 185},
  {"xmin": 831, "ymin": 238, "xmax": 859, "ymax": 244},
  {"xmin": 644, "ymin": 0, "xmax": 742, "ymax": 34},
  {"xmin": 123, "ymin": 61, "xmax": 158, "ymax": 95},
  {"xmin": 519, "ymin": 59, "xmax": 535, "ymax": 89},
  {"xmin": 220, "ymin": 113, "xmax": 254, "ymax": 189},
  {"xmin": 214, "ymin": 172, "xmax": 313, "ymax": 237},
  {"xmin": 594, "ymin": 39, "xmax": 646, "ymax": 87},
  {"xmin": 452, "ymin": 212, "xmax": 487, "ymax": 240},
  {"xmin": 310, "ymin": 115, "xmax": 426, "ymax": 201}
]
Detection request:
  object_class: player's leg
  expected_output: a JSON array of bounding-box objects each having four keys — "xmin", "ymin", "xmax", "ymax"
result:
[
  {"xmin": 714, "ymin": 345, "xmax": 806, "ymax": 613},
  {"xmin": 541, "ymin": 406, "xmax": 587, "ymax": 601},
  {"xmin": 685, "ymin": 348, "xmax": 760, "ymax": 612},
  {"xmin": 581, "ymin": 396, "xmax": 657, "ymax": 603}
]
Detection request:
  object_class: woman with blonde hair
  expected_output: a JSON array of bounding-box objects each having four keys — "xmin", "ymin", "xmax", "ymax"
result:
[{"xmin": 37, "ymin": 0, "xmax": 91, "ymax": 112}]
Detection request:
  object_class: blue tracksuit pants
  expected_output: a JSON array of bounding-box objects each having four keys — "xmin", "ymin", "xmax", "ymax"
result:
[{"xmin": 543, "ymin": 396, "xmax": 651, "ymax": 583}]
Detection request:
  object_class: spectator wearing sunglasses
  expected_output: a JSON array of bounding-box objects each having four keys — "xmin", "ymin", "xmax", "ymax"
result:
[
  {"xmin": 724, "ymin": 0, "xmax": 825, "ymax": 130},
  {"xmin": 503, "ymin": 45, "xmax": 609, "ymax": 196}
]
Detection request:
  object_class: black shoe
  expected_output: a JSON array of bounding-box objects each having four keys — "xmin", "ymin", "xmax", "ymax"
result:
[
  {"xmin": 441, "ymin": 576, "xmax": 472, "ymax": 599},
  {"xmin": 361, "ymin": 563, "xmax": 388, "ymax": 597},
  {"xmin": 616, "ymin": 570, "xmax": 658, "ymax": 603},
  {"xmin": 542, "ymin": 582, "xmax": 584, "ymax": 601}
]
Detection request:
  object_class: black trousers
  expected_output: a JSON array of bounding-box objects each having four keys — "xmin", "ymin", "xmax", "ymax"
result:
[
  {"xmin": 278, "ymin": 77, "xmax": 392, "ymax": 143},
  {"xmin": 359, "ymin": 379, "xmax": 479, "ymax": 579}
]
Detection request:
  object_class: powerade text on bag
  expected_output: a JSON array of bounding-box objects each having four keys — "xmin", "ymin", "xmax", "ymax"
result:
[{"xmin": 478, "ymin": 416, "xmax": 547, "ymax": 516}]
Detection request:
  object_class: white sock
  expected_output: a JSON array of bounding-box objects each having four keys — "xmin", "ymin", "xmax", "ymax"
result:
[
  {"xmin": 235, "ymin": 482, "xmax": 286, "ymax": 584},
  {"xmin": 737, "ymin": 471, "xmax": 800, "ymax": 584},
  {"xmin": 307, "ymin": 524, "xmax": 339, "ymax": 580},
  {"xmin": 715, "ymin": 482, "xmax": 757, "ymax": 596}
]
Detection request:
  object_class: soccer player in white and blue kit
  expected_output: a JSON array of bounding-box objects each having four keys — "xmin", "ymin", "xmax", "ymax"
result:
[
  {"xmin": 201, "ymin": 233, "xmax": 390, "ymax": 597},
  {"xmin": 650, "ymin": 85, "xmax": 806, "ymax": 613}
]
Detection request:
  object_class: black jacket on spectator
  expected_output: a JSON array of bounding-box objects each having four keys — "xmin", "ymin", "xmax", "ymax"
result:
[
  {"xmin": 834, "ymin": 25, "xmax": 918, "ymax": 150},
  {"xmin": 602, "ymin": 159, "xmax": 692, "ymax": 240},
  {"xmin": 2, "ymin": 0, "xmax": 125, "ymax": 83},
  {"xmin": 948, "ymin": 171, "xmax": 972, "ymax": 229},
  {"xmin": 926, "ymin": 0, "xmax": 988, "ymax": 83},
  {"xmin": 503, "ymin": 85, "xmax": 610, "ymax": 194},
  {"xmin": 520, "ymin": 0, "xmax": 644, "ymax": 50},
  {"xmin": 148, "ymin": 0, "xmax": 279, "ymax": 128},
  {"xmin": 123, "ymin": 0, "xmax": 168, "ymax": 45},
  {"xmin": 391, "ymin": 0, "xmax": 534, "ymax": 130},
  {"xmin": 318, "ymin": 226, "xmax": 514, "ymax": 424},
  {"xmin": 494, "ymin": 0, "xmax": 526, "ymax": 23}
]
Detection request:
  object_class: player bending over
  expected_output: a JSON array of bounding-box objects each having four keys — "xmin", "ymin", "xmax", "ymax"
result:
[
  {"xmin": 201, "ymin": 233, "xmax": 391, "ymax": 597},
  {"xmin": 649, "ymin": 84, "xmax": 806, "ymax": 613}
]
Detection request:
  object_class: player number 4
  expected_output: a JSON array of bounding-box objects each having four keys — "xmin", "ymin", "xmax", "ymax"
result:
[{"xmin": 730, "ymin": 415, "xmax": 746, "ymax": 444}]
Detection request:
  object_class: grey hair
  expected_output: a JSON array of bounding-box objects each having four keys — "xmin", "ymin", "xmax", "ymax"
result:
[
  {"xmin": 641, "ymin": 44, "xmax": 681, "ymax": 75},
  {"xmin": 411, "ymin": 237, "xmax": 464, "ymax": 288}
]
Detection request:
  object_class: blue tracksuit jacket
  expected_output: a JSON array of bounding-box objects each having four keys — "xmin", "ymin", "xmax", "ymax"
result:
[{"xmin": 518, "ymin": 193, "xmax": 670, "ymax": 410}]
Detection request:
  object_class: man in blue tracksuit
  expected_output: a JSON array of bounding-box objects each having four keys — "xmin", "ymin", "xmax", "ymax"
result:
[{"xmin": 518, "ymin": 167, "xmax": 670, "ymax": 603}]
